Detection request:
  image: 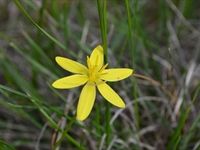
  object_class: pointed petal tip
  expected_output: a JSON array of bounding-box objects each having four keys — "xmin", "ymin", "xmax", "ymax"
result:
[
  {"xmin": 127, "ymin": 68, "xmax": 133, "ymax": 73},
  {"xmin": 130, "ymin": 69, "xmax": 134, "ymax": 75},
  {"xmin": 51, "ymin": 81, "xmax": 57, "ymax": 88},
  {"xmin": 55, "ymin": 56, "xmax": 63, "ymax": 64},
  {"xmin": 115, "ymin": 100, "xmax": 126, "ymax": 108},
  {"xmin": 126, "ymin": 69, "xmax": 134, "ymax": 77},
  {"xmin": 51, "ymin": 81, "xmax": 62, "ymax": 89},
  {"xmin": 52, "ymin": 82, "xmax": 55, "ymax": 87},
  {"xmin": 119, "ymin": 103, "xmax": 126, "ymax": 108},
  {"xmin": 96, "ymin": 45, "xmax": 103, "ymax": 49},
  {"xmin": 55, "ymin": 56, "xmax": 68, "ymax": 61},
  {"xmin": 94, "ymin": 45, "xmax": 104, "ymax": 53},
  {"xmin": 55, "ymin": 56, "xmax": 61, "ymax": 60}
]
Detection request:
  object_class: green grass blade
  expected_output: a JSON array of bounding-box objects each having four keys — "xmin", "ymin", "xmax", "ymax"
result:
[
  {"xmin": 167, "ymin": 84, "xmax": 200, "ymax": 149},
  {"xmin": 182, "ymin": 0, "xmax": 194, "ymax": 18},
  {"xmin": 97, "ymin": 0, "xmax": 107, "ymax": 60},
  {"xmin": 13, "ymin": 0, "xmax": 66, "ymax": 50},
  {"xmin": 0, "ymin": 84, "xmax": 29, "ymax": 98},
  {"xmin": 0, "ymin": 84, "xmax": 84, "ymax": 149},
  {"xmin": 10, "ymin": 42, "xmax": 58, "ymax": 79},
  {"xmin": 97, "ymin": 0, "xmax": 111, "ymax": 147},
  {"xmin": 0, "ymin": 140, "xmax": 15, "ymax": 150},
  {"xmin": 22, "ymin": 31, "xmax": 54, "ymax": 67}
]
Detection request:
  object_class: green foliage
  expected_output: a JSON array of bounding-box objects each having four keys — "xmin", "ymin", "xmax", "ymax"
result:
[
  {"xmin": 0, "ymin": 0, "xmax": 199, "ymax": 149},
  {"xmin": 0, "ymin": 140, "xmax": 15, "ymax": 150}
]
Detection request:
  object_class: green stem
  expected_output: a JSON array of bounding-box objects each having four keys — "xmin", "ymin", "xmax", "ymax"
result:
[
  {"xmin": 97, "ymin": 0, "xmax": 110, "ymax": 147},
  {"xmin": 13, "ymin": 0, "xmax": 68, "ymax": 51},
  {"xmin": 0, "ymin": 84, "xmax": 83, "ymax": 149},
  {"xmin": 53, "ymin": 117, "xmax": 77, "ymax": 150},
  {"xmin": 97, "ymin": 0, "xmax": 108, "ymax": 61},
  {"xmin": 125, "ymin": 1, "xmax": 141, "ymax": 149}
]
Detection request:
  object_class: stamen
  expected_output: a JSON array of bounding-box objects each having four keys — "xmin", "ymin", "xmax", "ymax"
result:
[
  {"xmin": 87, "ymin": 58, "xmax": 108, "ymax": 83},
  {"xmin": 99, "ymin": 63, "xmax": 108, "ymax": 72},
  {"xmin": 87, "ymin": 56, "xmax": 91, "ymax": 69}
]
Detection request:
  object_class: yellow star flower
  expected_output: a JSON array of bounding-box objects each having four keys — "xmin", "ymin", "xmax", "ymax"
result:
[{"xmin": 52, "ymin": 45, "xmax": 133, "ymax": 121}]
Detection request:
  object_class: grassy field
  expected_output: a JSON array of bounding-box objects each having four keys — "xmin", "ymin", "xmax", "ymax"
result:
[{"xmin": 0, "ymin": 0, "xmax": 200, "ymax": 149}]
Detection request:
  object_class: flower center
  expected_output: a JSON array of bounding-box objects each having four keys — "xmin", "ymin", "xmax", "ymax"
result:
[
  {"xmin": 88, "ymin": 66, "xmax": 99, "ymax": 82},
  {"xmin": 86, "ymin": 56, "xmax": 108, "ymax": 83}
]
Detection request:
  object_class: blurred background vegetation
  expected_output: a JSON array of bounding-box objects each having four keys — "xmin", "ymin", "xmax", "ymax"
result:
[{"xmin": 0, "ymin": 0, "xmax": 200, "ymax": 149}]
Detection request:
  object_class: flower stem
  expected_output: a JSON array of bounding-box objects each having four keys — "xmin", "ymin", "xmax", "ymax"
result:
[
  {"xmin": 97, "ymin": 0, "xmax": 110, "ymax": 146},
  {"xmin": 97, "ymin": 0, "xmax": 108, "ymax": 62},
  {"xmin": 125, "ymin": 0, "xmax": 141, "ymax": 132}
]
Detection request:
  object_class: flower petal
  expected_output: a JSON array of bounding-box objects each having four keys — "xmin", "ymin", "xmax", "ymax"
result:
[
  {"xmin": 52, "ymin": 75, "xmax": 88, "ymax": 89},
  {"xmin": 55, "ymin": 56, "xmax": 88, "ymax": 74},
  {"xmin": 76, "ymin": 83, "xmax": 96, "ymax": 121},
  {"xmin": 97, "ymin": 82, "xmax": 125, "ymax": 108},
  {"xmin": 89, "ymin": 45, "xmax": 104, "ymax": 70},
  {"xmin": 101, "ymin": 68, "xmax": 133, "ymax": 82}
]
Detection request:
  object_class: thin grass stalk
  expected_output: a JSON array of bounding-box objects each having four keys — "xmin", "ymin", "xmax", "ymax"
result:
[
  {"xmin": 125, "ymin": 0, "xmax": 139, "ymax": 122},
  {"xmin": 13, "ymin": 0, "xmax": 68, "ymax": 51},
  {"xmin": 97, "ymin": 0, "xmax": 110, "ymax": 146},
  {"xmin": 125, "ymin": 3, "xmax": 141, "ymax": 148},
  {"xmin": 182, "ymin": 0, "xmax": 194, "ymax": 18},
  {"xmin": 0, "ymin": 84, "xmax": 84, "ymax": 150},
  {"xmin": 167, "ymin": 83, "xmax": 200, "ymax": 150}
]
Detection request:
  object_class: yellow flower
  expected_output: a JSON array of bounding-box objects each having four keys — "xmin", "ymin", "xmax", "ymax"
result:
[{"xmin": 52, "ymin": 45, "xmax": 133, "ymax": 121}]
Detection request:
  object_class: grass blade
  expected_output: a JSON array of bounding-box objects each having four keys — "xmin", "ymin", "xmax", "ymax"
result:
[
  {"xmin": 167, "ymin": 84, "xmax": 200, "ymax": 149},
  {"xmin": 13, "ymin": 0, "xmax": 66, "ymax": 50}
]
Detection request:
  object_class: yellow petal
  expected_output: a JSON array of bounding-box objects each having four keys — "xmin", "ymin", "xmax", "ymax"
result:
[
  {"xmin": 97, "ymin": 82, "xmax": 125, "ymax": 108},
  {"xmin": 55, "ymin": 56, "xmax": 88, "ymax": 74},
  {"xmin": 101, "ymin": 68, "xmax": 133, "ymax": 82},
  {"xmin": 89, "ymin": 45, "xmax": 104, "ymax": 70},
  {"xmin": 52, "ymin": 75, "xmax": 88, "ymax": 89},
  {"xmin": 76, "ymin": 83, "xmax": 96, "ymax": 121}
]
